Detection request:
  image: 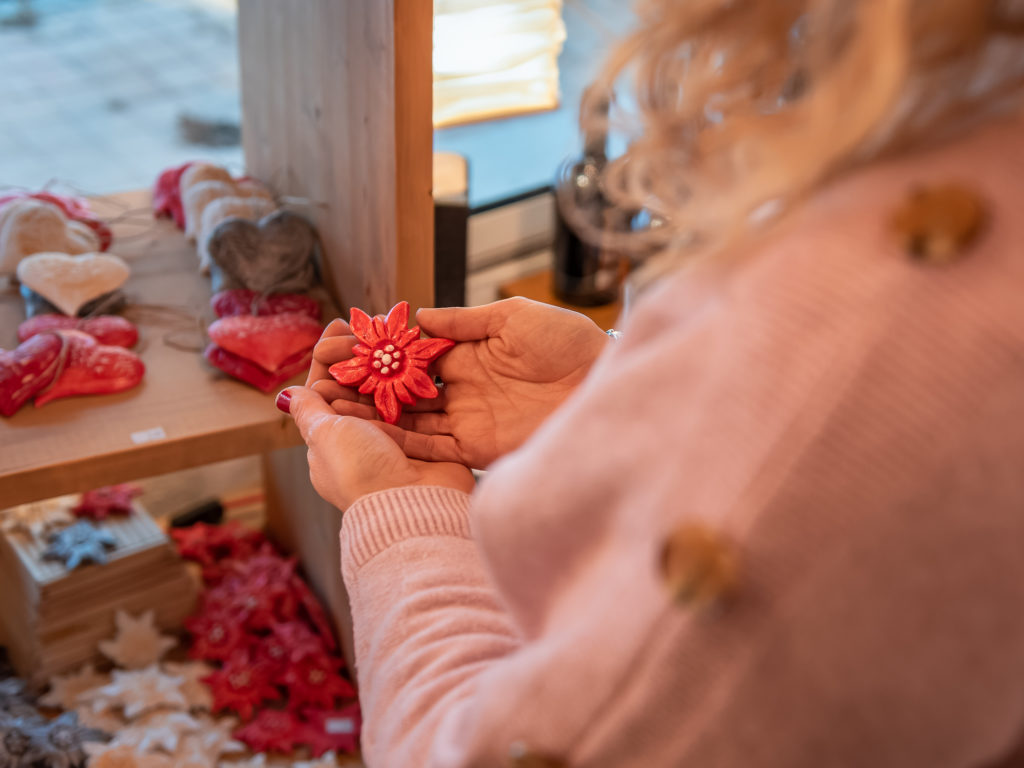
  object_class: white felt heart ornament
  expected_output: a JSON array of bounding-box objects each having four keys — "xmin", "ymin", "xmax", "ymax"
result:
[
  {"xmin": 180, "ymin": 164, "xmax": 274, "ymax": 241},
  {"xmin": 0, "ymin": 198, "xmax": 100, "ymax": 276},
  {"xmin": 17, "ymin": 252, "xmax": 130, "ymax": 317}
]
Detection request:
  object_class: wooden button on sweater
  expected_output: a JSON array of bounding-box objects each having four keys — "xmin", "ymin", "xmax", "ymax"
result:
[
  {"xmin": 660, "ymin": 523, "xmax": 738, "ymax": 606},
  {"xmin": 889, "ymin": 183, "xmax": 987, "ymax": 264}
]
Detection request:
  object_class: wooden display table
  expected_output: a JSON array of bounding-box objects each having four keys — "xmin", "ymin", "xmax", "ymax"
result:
[
  {"xmin": 498, "ymin": 268, "xmax": 624, "ymax": 330},
  {"xmin": 0, "ymin": 190, "xmax": 305, "ymax": 509}
]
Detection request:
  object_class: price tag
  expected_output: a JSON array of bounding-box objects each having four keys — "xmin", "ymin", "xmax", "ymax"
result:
[
  {"xmin": 325, "ymin": 717, "xmax": 356, "ymax": 734},
  {"xmin": 130, "ymin": 426, "xmax": 167, "ymax": 445}
]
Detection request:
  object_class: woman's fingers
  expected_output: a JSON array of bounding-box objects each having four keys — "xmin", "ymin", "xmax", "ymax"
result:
[
  {"xmin": 328, "ymin": 396, "xmax": 451, "ymax": 435},
  {"xmin": 313, "ymin": 334, "xmax": 359, "ymax": 366},
  {"xmin": 306, "ymin": 319, "xmax": 353, "ymax": 386},
  {"xmin": 369, "ymin": 420, "xmax": 464, "ymax": 464}
]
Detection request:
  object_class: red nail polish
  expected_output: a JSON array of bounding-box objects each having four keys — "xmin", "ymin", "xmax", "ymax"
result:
[{"xmin": 275, "ymin": 390, "xmax": 292, "ymax": 414}]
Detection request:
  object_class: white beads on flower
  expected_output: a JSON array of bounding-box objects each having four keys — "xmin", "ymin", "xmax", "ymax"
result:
[
  {"xmin": 381, "ymin": 353, "xmax": 393, "ymax": 365},
  {"xmin": 392, "ymin": 350, "xmax": 401, "ymax": 359},
  {"xmin": 385, "ymin": 344, "xmax": 395, "ymax": 352},
  {"xmin": 372, "ymin": 360, "xmax": 382, "ymax": 369},
  {"xmin": 373, "ymin": 350, "xmax": 383, "ymax": 359},
  {"xmin": 380, "ymin": 366, "xmax": 391, "ymax": 374}
]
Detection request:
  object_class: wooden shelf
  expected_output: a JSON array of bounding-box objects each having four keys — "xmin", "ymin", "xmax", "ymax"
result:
[
  {"xmin": 498, "ymin": 268, "xmax": 624, "ymax": 330},
  {"xmin": 0, "ymin": 190, "xmax": 304, "ymax": 509}
]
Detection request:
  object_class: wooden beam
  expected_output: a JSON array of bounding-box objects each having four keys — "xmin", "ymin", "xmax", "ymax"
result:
[{"xmin": 238, "ymin": 0, "xmax": 433, "ymax": 668}]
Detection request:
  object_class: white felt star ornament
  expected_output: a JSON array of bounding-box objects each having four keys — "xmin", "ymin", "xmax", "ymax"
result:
[
  {"xmin": 180, "ymin": 716, "xmax": 245, "ymax": 763},
  {"xmin": 40, "ymin": 663, "xmax": 110, "ymax": 709},
  {"xmin": 84, "ymin": 743, "xmax": 174, "ymax": 768},
  {"xmin": 163, "ymin": 661, "xmax": 214, "ymax": 711},
  {"xmin": 99, "ymin": 610, "xmax": 177, "ymax": 669},
  {"xmin": 0, "ymin": 498, "xmax": 73, "ymax": 540},
  {"xmin": 92, "ymin": 665, "xmax": 187, "ymax": 719},
  {"xmin": 111, "ymin": 710, "xmax": 201, "ymax": 753}
]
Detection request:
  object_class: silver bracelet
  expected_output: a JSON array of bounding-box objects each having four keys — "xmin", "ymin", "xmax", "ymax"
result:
[{"xmin": 606, "ymin": 329, "xmax": 623, "ymax": 341}]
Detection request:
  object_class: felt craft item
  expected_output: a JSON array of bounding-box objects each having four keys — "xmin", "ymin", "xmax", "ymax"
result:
[
  {"xmin": 0, "ymin": 332, "xmax": 66, "ymax": 417},
  {"xmin": 202, "ymin": 650, "xmax": 281, "ymax": 721},
  {"xmin": 196, "ymin": 196, "xmax": 277, "ymax": 272},
  {"xmin": 39, "ymin": 664, "xmax": 110, "ymax": 710},
  {"xmin": 109, "ymin": 710, "xmax": 201, "ymax": 754},
  {"xmin": 34, "ymin": 330, "xmax": 145, "ymax": 407},
  {"xmin": 19, "ymin": 284, "xmax": 127, "ymax": 320},
  {"xmin": 19, "ymin": 313, "xmax": 138, "ymax": 348},
  {"xmin": 207, "ymin": 312, "xmax": 322, "ymax": 373},
  {"xmin": 0, "ymin": 679, "xmax": 37, "ymax": 720},
  {"xmin": 43, "ymin": 520, "xmax": 117, "ymax": 569},
  {"xmin": 204, "ymin": 344, "xmax": 312, "ymax": 394},
  {"xmin": 232, "ymin": 708, "xmax": 306, "ymax": 754},
  {"xmin": 183, "ymin": 610, "xmax": 249, "ymax": 663},
  {"xmin": 25, "ymin": 711, "xmax": 109, "ymax": 768},
  {"xmin": 0, "ymin": 713, "xmax": 39, "ymax": 768},
  {"xmin": 84, "ymin": 744, "xmax": 174, "ymax": 768},
  {"xmin": 329, "ymin": 300, "xmax": 455, "ymax": 424},
  {"xmin": 0, "ymin": 498, "xmax": 73, "ymax": 540},
  {"xmin": 91, "ymin": 666, "xmax": 188, "ymax": 719},
  {"xmin": 176, "ymin": 716, "xmax": 246, "ymax": 764},
  {"xmin": 207, "ymin": 210, "xmax": 320, "ymax": 295},
  {"xmin": 301, "ymin": 704, "xmax": 362, "ymax": 757},
  {"xmin": 0, "ymin": 198, "xmax": 101, "ymax": 276},
  {"xmin": 162, "ymin": 662, "xmax": 215, "ymax": 712},
  {"xmin": 98, "ymin": 610, "xmax": 177, "ymax": 669},
  {"xmin": 211, "ymin": 288, "xmax": 320, "ymax": 320},
  {"xmin": 16, "ymin": 251, "xmax": 130, "ymax": 317},
  {"xmin": 72, "ymin": 483, "xmax": 141, "ymax": 520},
  {"xmin": 170, "ymin": 521, "xmax": 266, "ymax": 568},
  {"xmin": 152, "ymin": 161, "xmax": 196, "ymax": 228},
  {"xmin": 282, "ymin": 653, "xmax": 355, "ymax": 711},
  {"xmin": 181, "ymin": 169, "xmax": 273, "ymax": 241},
  {"xmin": 0, "ymin": 191, "xmax": 113, "ymax": 251}
]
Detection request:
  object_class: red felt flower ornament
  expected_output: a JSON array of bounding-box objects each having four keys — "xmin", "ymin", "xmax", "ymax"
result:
[
  {"xmin": 233, "ymin": 707, "xmax": 306, "ymax": 753},
  {"xmin": 283, "ymin": 654, "xmax": 356, "ymax": 711},
  {"xmin": 302, "ymin": 702, "xmax": 363, "ymax": 757},
  {"xmin": 184, "ymin": 611, "xmax": 248, "ymax": 663},
  {"xmin": 203, "ymin": 650, "xmax": 281, "ymax": 721},
  {"xmin": 71, "ymin": 483, "xmax": 141, "ymax": 520},
  {"xmin": 328, "ymin": 301, "xmax": 454, "ymax": 424}
]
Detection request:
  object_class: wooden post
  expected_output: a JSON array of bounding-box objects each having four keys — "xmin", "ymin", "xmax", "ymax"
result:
[{"xmin": 238, "ymin": 0, "xmax": 434, "ymax": 668}]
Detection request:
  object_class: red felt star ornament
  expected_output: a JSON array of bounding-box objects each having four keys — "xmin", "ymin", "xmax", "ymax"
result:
[
  {"xmin": 301, "ymin": 702, "xmax": 363, "ymax": 756},
  {"xmin": 233, "ymin": 708, "xmax": 306, "ymax": 753},
  {"xmin": 203, "ymin": 650, "xmax": 281, "ymax": 721},
  {"xmin": 328, "ymin": 301, "xmax": 454, "ymax": 424},
  {"xmin": 282, "ymin": 654, "xmax": 356, "ymax": 711},
  {"xmin": 270, "ymin": 620, "xmax": 330, "ymax": 664},
  {"xmin": 71, "ymin": 483, "xmax": 141, "ymax": 520},
  {"xmin": 171, "ymin": 521, "xmax": 266, "ymax": 568}
]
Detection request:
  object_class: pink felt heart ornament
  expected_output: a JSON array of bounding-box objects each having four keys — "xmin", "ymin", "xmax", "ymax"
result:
[
  {"xmin": 0, "ymin": 333, "xmax": 67, "ymax": 417},
  {"xmin": 16, "ymin": 251, "xmax": 131, "ymax": 317},
  {"xmin": 204, "ymin": 344, "xmax": 312, "ymax": 393},
  {"xmin": 211, "ymin": 289, "xmax": 320, "ymax": 321},
  {"xmin": 207, "ymin": 312, "xmax": 322, "ymax": 373},
  {"xmin": 18, "ymin": 314, "xmax": 139, "ymax": 348},
  {"xmin": 35, "ymin": 330, "xmax": 145, "ymax": 407}
]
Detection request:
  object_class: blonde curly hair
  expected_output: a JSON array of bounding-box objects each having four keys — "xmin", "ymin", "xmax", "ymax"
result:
[{"xmin": 584, "ymin": 0, "xmax": 1024, "ymax": 275}]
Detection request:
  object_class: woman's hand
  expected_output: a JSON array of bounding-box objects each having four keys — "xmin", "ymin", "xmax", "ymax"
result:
[
  {"xmin": 282, "ymin": 386, "xmax": 475, "ymax": 511},
  {"xmin": 308, "ymin": 298, "xmax": 610, "ymax": 469}
]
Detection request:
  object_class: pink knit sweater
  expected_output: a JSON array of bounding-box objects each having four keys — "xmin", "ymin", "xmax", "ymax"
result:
[{"xmin": 340, "ymin": 116, "xmax": 1024, "ymax": 767}]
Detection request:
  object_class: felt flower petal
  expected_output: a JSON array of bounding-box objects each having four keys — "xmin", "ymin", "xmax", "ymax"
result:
[
  {"xmin": 385, "ymin": 301, "xmax": 409, "ymax": 337},
  {"xmin": 404, "ymin": 366, "xmax": 438, "ymax": 399},
  {"xmin": 348, "ymin": 307, "xmax": 372, "ymax": 341},
  {"xmin": 357, "ymin": 377, "xmax": 377, "ymax": 394},
  {"xmin": 374, "ymin": 382, "xmax": 400, "ymax": 424},
  {"xmin": 371, "ymin": 316, "xmax": 388, "ymax": 343},
  {"xmin": 397, "ymin": 328, "xmax": 420, "ymax": 348},
  {"xmin": 406, "ymin": 337, "xmax": 456, "ymax": 361},
  {"xmin": 328, "ymin": 358, "xmax": 371, "ymax": 386},
  {"xmin": 392, "ymin": 379, "xmax": 415, "ymax": 405}
]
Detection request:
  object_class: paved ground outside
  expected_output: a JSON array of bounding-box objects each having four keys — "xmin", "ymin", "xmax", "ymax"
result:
[{"xmin": 0, "ymin": 0, "xmax": 242, "ymax": 196}]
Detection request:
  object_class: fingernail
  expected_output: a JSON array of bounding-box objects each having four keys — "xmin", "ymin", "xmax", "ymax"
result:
[{"xmin": 275, "ymin": 389, "xmax": 292, "ymax": 414}]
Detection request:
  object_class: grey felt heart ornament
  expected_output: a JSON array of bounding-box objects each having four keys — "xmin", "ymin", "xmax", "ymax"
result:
[{"xmin": 207, "ymin": 210, "xmax": 320, "ymax": 294}]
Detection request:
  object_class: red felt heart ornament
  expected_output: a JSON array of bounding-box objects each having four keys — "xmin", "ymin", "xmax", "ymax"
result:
[
  {"xmin": 0, "ymin": 333, "xmax": 66, "ymax": 417},
  {"xmin": 204, "ymin": 344, "xmax": 312, "ymax": 393},
  {"xmin": 207, "ymin": 312, "xmax": 322, "ymax": 374},
  {"xmin": 35, "ymin": 330, "xmax": 145, "ymax": 407},
  {"xmin": 18, "ymin": 314, "xmax": 138, "ymax": 348},
  {"xmin": 211, "ymin": 289, "xmax": 320, "ymax": 321}
]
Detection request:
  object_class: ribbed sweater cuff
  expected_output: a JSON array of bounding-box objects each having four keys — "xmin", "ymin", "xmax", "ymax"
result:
[{"xmin": 341, "ymin": 485, "xmax": 473, "ymax": 570}]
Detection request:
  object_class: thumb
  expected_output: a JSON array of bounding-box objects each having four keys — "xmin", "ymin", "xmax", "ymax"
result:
[
  {"xmin": 417, "ymin": 301, "xmax": 513, "ymax": 341},
  {"xmin": 279, "ymin": 386, "xmax": 336, "ymax": 445}
]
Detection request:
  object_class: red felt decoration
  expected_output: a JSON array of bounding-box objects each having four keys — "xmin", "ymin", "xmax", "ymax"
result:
[
  {"xmin": 269, "ymin": 621, "xmax": 330, "ymax": 664},
  {"xmin": 171, "ymin": 521, "xmax": 266, "ymax": 568},
  {"xmin": 34, "ymin": 330, "xmax": 144, "ymax": 407},
  {"xmin": 282, "ymin": 654, "xmax": 356, "ymax": 711},
  {"xmin": 302, "ymin": 703, "xmax": 362, "ymax": 757},
  {"xmin": 72, "ymin": 483, "xmax": 141, "ymax": 520},
  {"xmin": 151, "ymin": 161, "xmax": 195, "ymax": 229},
  {"xmin": 184, "ymin": 610, "xmax": 250, "ymax": 663},
  {"xmin": 0, "ymin": 191, "xmax": 113, "ymax": 250},
  {"xmin": 233, "ymin": 708, "xmax": 306, "ymax": 754},
  {"xmin": 211, "ymin": 289, "xmax": 321, "ymax": 321},
  {"xmin": 18, "ymin": 314, "xmax": 138, "ymax": 348},
  {"xmin": 207, "ymin": 313, "xmax": 322, "ymax": 374},
  {"xmin": 203, "ymin": 650, "xmax": 281, "ymax": 721},
  {"xmin": 204, "ymin": 344, "xmax": 312, "ymax": 393},
  {"xmin": 328, "ymin": 301, "xmax": 454, "ymax": 424},
  {"xmin": 0, "ymin": 333, "xmax": 65, "ymax": 417}
]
